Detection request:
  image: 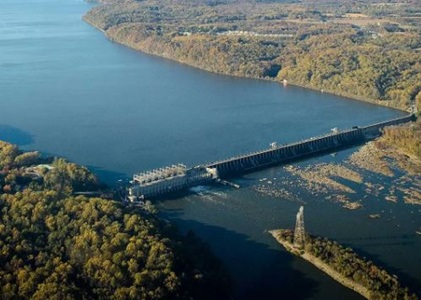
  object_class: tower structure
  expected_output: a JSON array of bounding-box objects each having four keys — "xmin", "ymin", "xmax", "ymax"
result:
[{"xmin": 294, "ymin": 206, "xmax": 306, "ymax": 248}]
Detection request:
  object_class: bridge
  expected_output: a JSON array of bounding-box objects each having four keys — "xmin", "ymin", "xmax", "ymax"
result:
[{"xmin": 128, "ymin": 114, "xmax": 415, "ymax": 201}]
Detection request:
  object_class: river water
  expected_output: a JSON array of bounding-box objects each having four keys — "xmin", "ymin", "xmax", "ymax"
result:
[{"xmin": 1, "ymin": 0, "xmax": 419, "ymax": 299}]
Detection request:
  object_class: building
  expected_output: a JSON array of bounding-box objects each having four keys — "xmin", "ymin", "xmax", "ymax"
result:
[{"xmin": 128, "ymin": 164, "xmax": 218, "ymax": 201}]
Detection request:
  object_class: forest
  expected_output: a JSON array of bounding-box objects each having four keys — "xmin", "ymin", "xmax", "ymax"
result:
[
  {"xmin": 380, "ymin": 119, "xmax": 421, "ymax": 160},
  {"xmin": 276, "ymin": 229, "xmax": 418, "ymax": 300},
  {"xmin": 84, "ymin": 0, "xmax": 421, "ymax": 110},
  {"xmin": 0, "ymin": 141, "xmax": 231, "ymax": 299}
]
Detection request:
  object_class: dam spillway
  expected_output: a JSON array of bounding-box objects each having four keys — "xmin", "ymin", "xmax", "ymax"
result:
[
  {"xmin": 128, "ymin": 114, "xmax": 415, "ymax": 201},
  {"xmin": 128, "ymin": 164, "xmax": 218, "ymax": 201}
]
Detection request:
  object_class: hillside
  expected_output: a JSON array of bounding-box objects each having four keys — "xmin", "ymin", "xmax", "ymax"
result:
[
  {"xmin": 84, "ymin": 0, "xmax": 421, "ymax": 110},
  {"xmin": 0, "ymin": 141, "xmax": 231, "ymax": 299}
]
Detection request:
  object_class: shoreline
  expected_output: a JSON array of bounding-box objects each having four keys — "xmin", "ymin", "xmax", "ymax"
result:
[
  {"xmin": 269, "ymin": 229, "xmax": 371, "ymax": 299},
  {"xmin": 82, "ymin": 14, "xmax": 409, "ymax": 114}
]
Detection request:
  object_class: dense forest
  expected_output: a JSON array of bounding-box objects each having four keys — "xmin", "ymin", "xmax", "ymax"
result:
[
  {"xmin": 0, "ymin": 141, "xmax": 231, "ymax": 299},
  {"xmin": 84, "ymin": 0, "xmax": 421, "ymax": 110},
  {"xmin": 380, "ymin": 119, "xmax": 421, "ymax": 159},
  {"xmin": 275, "ymin": 229, "xmax": 418, "ymax": 300},
  {"xmin": 377, "ymin": 94, "xmax": 421, "ymax": 159}
]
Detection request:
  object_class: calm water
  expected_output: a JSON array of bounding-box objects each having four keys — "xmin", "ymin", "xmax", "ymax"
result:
[{"xmin": 1, "ymin": 0, "xmax": 419, "ymax": 299}]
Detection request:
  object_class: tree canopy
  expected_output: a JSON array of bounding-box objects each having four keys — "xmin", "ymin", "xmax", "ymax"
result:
[
  {"xmin": 0, "ymin": 141, "xmax": 231, "ymax": 299},
  {"xmin": 84, "ymin": 0, "xmax": 421, "ymax": 110}
]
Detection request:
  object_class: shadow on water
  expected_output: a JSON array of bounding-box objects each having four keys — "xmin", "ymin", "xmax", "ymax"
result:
[
  {"xmin": 87, "ymin": 165, "xmax": 128, "ymax": 187},
  {"xmin": 160, "ymin": 210, "xmax": 318, "ymax": 300},
  {"xmin": 0, "ymin": 126, "xmax": 128, "ymax": 188},
  {"xmin": 0, "ymin": 125, "xmax": 34, "ymax": 146}
]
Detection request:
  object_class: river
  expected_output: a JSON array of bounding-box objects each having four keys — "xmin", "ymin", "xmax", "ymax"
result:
[{"xmin": 1, "ymin": 0, "xmax": 419, "ymax": 299}]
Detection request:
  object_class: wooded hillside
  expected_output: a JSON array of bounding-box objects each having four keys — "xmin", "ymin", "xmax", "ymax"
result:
[
  {"xmin": 0, "ymin": 141, "xmax": 231, "ymax": 299},
  {"xmin": 84, "ymin": 0, "xmax": 421, "ymax": 110}
]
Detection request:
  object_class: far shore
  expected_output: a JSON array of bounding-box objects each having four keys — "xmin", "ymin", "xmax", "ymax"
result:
[{"xmin": 82, "ymin": 11, "xmax": 409, "ymax": 114}]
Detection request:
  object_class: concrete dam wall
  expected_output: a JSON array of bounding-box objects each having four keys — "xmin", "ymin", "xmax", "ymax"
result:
[
  {"xmin": 128, "ymin": 114, "xmax": 414, "ymax": 200},
  {"xmin": 206, "ymin": 114, "xmax": 415, "ymax": 178}
]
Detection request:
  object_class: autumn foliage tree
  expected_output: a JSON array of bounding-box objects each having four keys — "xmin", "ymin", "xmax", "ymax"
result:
[{"xmin": 0, "ymin": 141, "xmax": 231, "ymax": 299}]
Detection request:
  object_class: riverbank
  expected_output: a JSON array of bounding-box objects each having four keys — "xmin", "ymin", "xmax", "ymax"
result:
[
  {"xmin": 0, "ymin": 139, "xmax": 232, "ymax": 299},
  {"xmin": 82, "ymin": 16, "xmax": 398, "ymax": 111},
  {"xmin": 85, "ymin": 15, "xmax": 376, "ymax": 109},
  {"xmin": 269, "ymin": 229, "xmax": 418, "ymax": 300},
  {"xmin": 82, "ymin": 0, "xmax": 421, "ymax": 112}
]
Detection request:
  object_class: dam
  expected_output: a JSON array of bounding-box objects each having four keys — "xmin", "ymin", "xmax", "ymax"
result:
[{"xmin": 128, "ymin": 114, "xmax": 415, "ymax": 201}]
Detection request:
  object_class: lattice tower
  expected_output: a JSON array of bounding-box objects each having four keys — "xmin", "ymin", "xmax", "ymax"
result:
[{"xmin": 294, "ymin": 206, "xmax": 306, "ymax": 248}]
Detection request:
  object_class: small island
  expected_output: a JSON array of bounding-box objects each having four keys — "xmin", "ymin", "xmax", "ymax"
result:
[{"xmin": 269, "ymin": 207, "xmax": 417, "ymax": 300}]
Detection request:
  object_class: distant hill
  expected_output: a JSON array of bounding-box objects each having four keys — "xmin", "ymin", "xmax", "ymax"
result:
[{"xmin": 84, "ymin": 0, "xmax": 421, "ymax": 110}]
